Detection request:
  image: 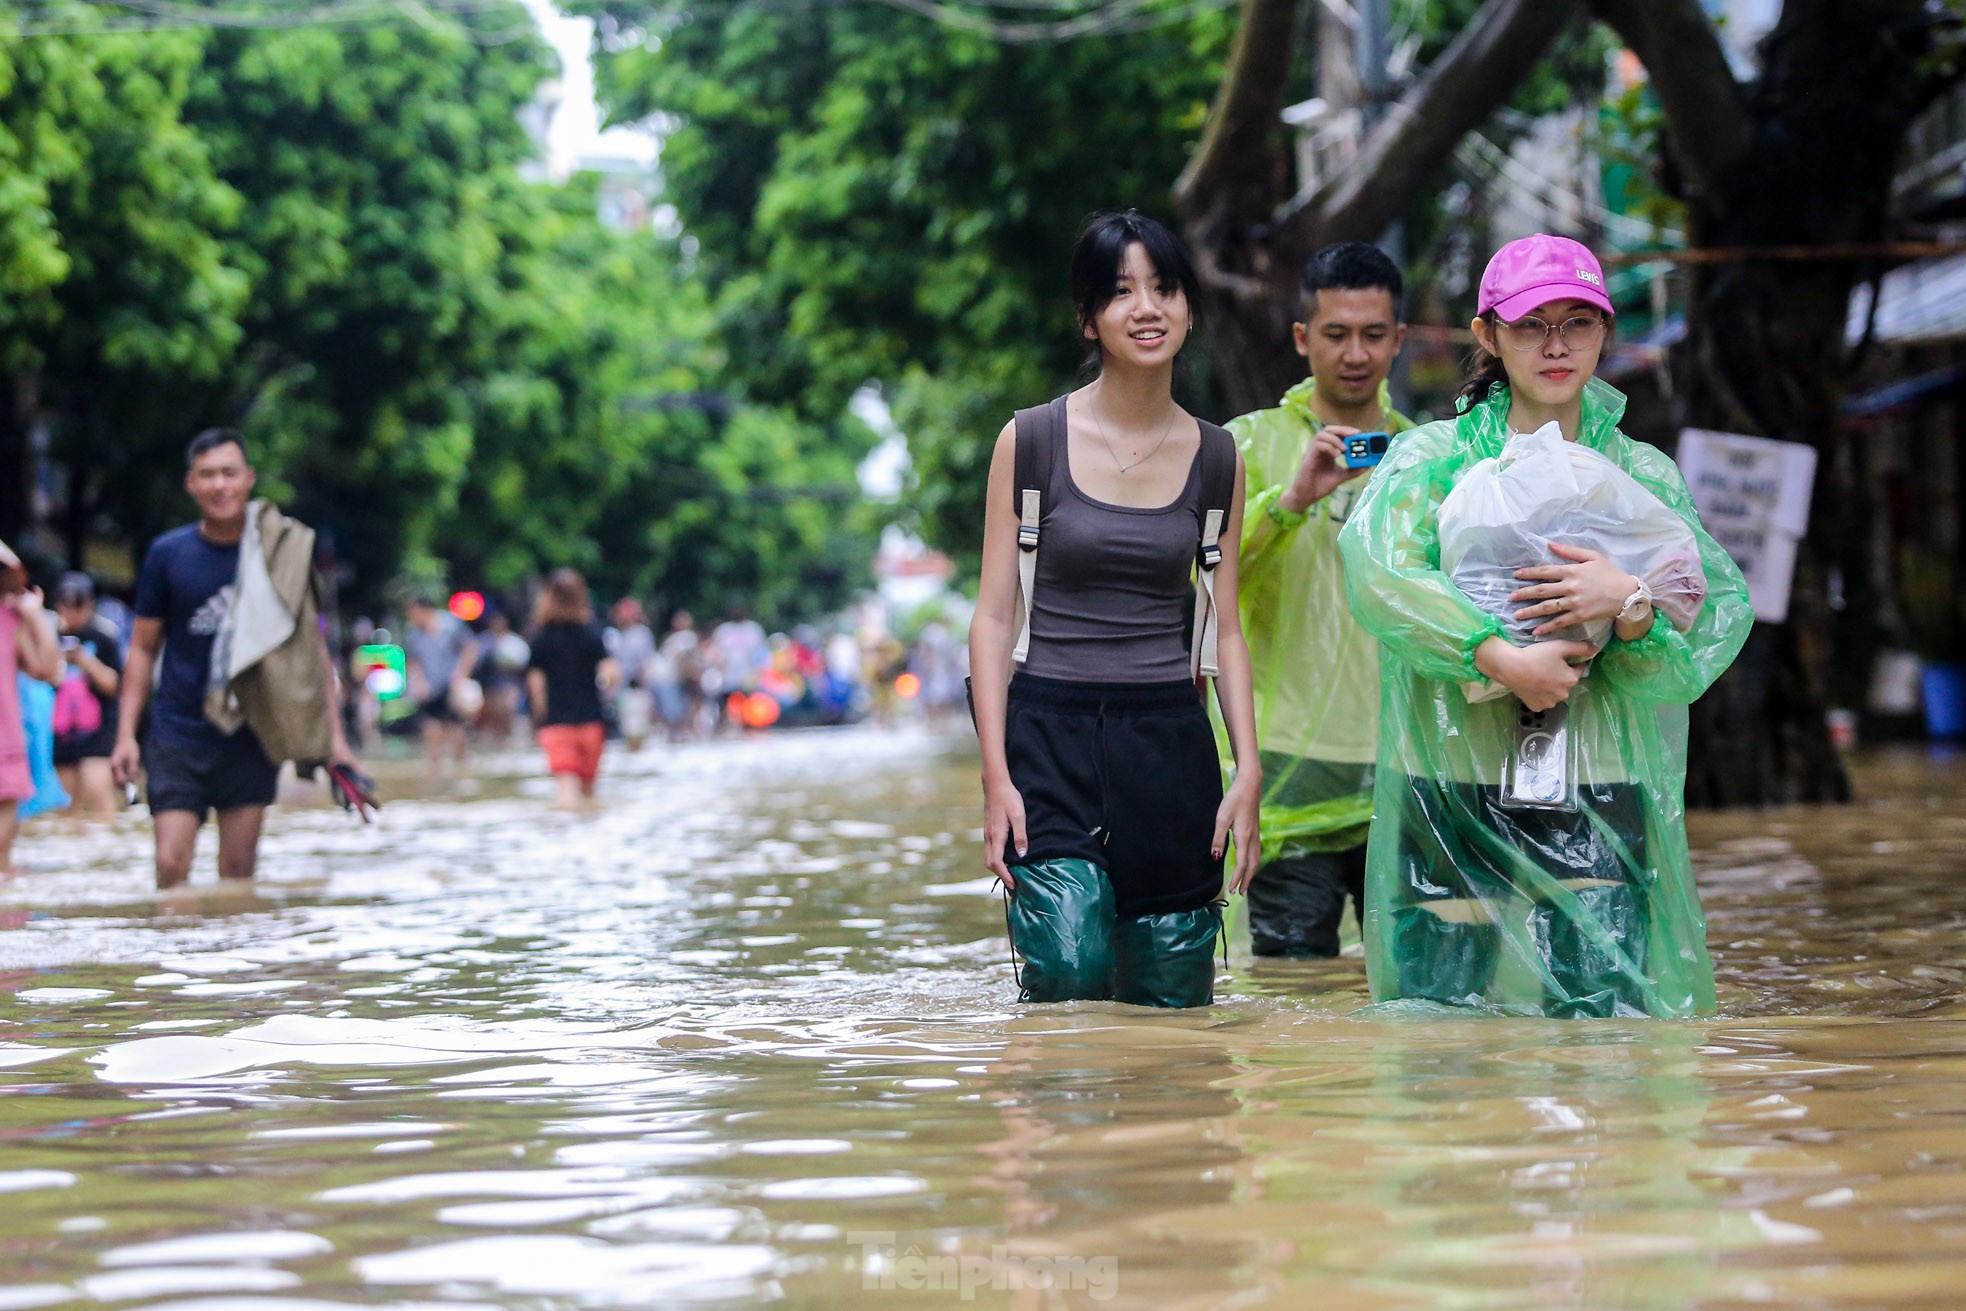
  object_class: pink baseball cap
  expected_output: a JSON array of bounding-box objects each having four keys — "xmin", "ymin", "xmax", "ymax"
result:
[{"xmin": 1478, "ymin": 233, "xmax": 1615, "ymax": 322}]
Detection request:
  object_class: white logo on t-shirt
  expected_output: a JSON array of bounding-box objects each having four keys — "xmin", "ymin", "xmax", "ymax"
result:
[{"xmin": 187, "ymin": 584, "xmax": 236, "ymax": 638}]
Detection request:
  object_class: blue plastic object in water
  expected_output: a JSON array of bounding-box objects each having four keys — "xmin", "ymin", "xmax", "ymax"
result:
[{"xmin": 1923, "ymin": 662, "xmax": 1966, "ymax": 739}]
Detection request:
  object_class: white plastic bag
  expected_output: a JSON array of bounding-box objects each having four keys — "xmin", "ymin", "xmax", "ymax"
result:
[{"xmin": 1438, "ymin": 421, "xmax": 1707, "ymax": 683}]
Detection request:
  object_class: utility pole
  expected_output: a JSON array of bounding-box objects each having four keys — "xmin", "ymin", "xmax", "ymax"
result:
[
  {"xmin": 1352, "ymin": 0, "xmax": 1411, "ymax": 409},
  {"xmin": 1354, "ymin": 0, "xmax": 1391, "ymax": 117}
]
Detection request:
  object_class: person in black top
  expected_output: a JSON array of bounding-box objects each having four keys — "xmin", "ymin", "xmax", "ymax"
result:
[
  {"xmin": 526, "ymin": 569, "xmax": 618, "ymax": 811},
  {"xmin": 967, "ymin": 211, "xmax": 1263, "ymax": 1008},
  {"xmin": 51, "ymin": 572, "xmax": 123, "ymax": 816}
]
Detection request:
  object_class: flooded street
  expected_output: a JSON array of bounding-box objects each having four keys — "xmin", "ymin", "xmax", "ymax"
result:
[{"xmin": 3, "ymin": 728, "xmax": 1966, "ymax": 1309}]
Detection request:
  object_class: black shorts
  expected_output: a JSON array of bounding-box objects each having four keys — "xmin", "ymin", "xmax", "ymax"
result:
[
  {"xmin": 53, "ymin": 725, "xmax": 115, "ymax": 766},
  {"xmin": 145, "ymin": 730, "xmax": 280, "ymax": 820},
  {"xmin": 418, "ymin": 695, "xmax": 459, "ymax": 725},
  {"xmin": 1002, "ymin": 674, "xmax": 1224, "ymax": 920}
]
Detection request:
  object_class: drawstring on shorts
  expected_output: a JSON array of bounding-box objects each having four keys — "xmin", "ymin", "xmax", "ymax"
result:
[{"xmin": 1001, "ymin": 882, "xmax": 1023, "ymax": 991}]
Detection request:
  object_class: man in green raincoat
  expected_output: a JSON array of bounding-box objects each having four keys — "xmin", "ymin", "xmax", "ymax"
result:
[{"xmin": 1229, "ymin": 242, "xmax": 1413, "ymax": 957}]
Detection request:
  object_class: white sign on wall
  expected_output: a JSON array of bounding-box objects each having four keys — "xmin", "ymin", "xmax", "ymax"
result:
[{"xmin": 1675, "ymin": 428, "xmax": 1818, "ymax": 624}]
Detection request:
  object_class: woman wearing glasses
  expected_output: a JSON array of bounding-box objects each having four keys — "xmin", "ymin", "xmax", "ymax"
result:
[{"xmin": 1338, "ymin": 234, "xmax": 1750, "ymax": 1017}]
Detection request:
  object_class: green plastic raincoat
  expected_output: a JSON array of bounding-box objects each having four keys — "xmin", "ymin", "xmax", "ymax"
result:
[
  {"xmin": 1230, "ymin": 379, "xmax": 1413, "ymax": 857},
  {"xmin": 1337, "ymin": 379, "xmax": 1752, "ymax": 1018}
]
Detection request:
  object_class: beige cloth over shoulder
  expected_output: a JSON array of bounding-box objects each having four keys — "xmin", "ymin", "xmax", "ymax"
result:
[{"xmin": 203, "ymin": 500, "xmax": 334, "ymax": 765}]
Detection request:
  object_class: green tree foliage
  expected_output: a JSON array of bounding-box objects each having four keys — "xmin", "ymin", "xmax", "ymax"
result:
[
  {"xmin": 180, "ymin": 13, "xmax": 560, "ymax": 592},
  {"xmin": 0, "ymin": 13, "xmax": 248, "ymax": 548},
  {"xmin": 573, "ymin": 0, "xmax": 1236, "ymax": 561},
  {"xmin": 438, "ymin": 177, "xmax": 878, "ymax": 626},
  {"xmin": 0, "ymin": 1, "xmax": 872, "ymax": 625}
]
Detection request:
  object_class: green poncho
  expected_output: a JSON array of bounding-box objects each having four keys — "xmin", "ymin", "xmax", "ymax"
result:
[
  {"xmin": 1337, "ymin": 379, "xmax": 1752, "ymax": 1018},
  {"xmin": 1229, "ymin": 379, "xmax": 1412, "ymax": 857}
]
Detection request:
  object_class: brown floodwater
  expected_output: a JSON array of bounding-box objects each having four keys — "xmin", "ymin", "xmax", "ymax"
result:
[{"xmin": 1, "ymin": 729, "xmax": 1964, "ymax": 1309}]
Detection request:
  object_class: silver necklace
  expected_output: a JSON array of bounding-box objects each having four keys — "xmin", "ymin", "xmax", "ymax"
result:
[{"xmin": 1090, "ymin": 400, "xmax": 1179, "ymax": 473}]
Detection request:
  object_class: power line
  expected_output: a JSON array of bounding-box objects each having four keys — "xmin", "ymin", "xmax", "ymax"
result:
[
  {"xmin": 14, "ymin": 0, "xmax": 1235, "ymax": 45},
  {"xmin": 7, "ymin": 0, "xmax": 537, "ymax": 42},
  {"xmin": 860, "ymin": 0, "xmax": 1233, "ymax": 42}
]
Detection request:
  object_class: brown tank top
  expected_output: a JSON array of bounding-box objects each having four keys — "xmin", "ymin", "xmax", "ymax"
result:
[{"xmin": 1018, "ymin": 395, "xmax": 1234, "ymax": 684}]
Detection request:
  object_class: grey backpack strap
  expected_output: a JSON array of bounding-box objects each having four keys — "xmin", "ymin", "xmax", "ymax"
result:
[
  {"xmin": 1189, "ymin": 421, "xmax": 1239, "ymax": 680},
  {"xmin": 1009, "ymin": 398, "xmax": 1061, "ymax": 665}
]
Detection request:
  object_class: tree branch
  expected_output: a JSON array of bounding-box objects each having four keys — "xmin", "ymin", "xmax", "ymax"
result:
[
  {"xmin": 1173, "ymin": 0, "xmax": 1300, "ymax": 221},
  {"xmin": 1586, "ymin": 0, "xmax": 1751, "ymax": 200},
  {"xmin": 1282, "ymin": 0, "xmax": 1583, "ymax": 253}
]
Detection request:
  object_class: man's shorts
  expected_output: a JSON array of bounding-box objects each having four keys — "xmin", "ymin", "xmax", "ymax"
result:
[
  {"xmin": 419, "ymin": 695, "xmax": 460, "ymax": 725},
  {"xmin": 145, "ymin": 731, "xmax": 280, "ymax": 820},
  {"xmin": 538, "ymin": 722, "xmax": 605, "ymax": 783}
]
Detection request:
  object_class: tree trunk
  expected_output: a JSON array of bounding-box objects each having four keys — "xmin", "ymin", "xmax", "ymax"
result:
[
  {"xmin": 1175, "ymin": 0, "xmax": 1579, "ymax": 416},
  {"xmin": 0, "ymin": 371, "xmax": 41, "ymax": 545},
  {"xmin": 1674, "ymin": 245, "xmax": 1858, "ymax": 804},
  {"xmin": 1654, "ymin": 0, "xmax": 1956, "ymax": 805}
]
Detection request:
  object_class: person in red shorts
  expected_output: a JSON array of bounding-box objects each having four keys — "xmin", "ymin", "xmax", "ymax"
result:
[{"xmin": 526, "ymin": 570, "xmax": 617, "ymax": 810}]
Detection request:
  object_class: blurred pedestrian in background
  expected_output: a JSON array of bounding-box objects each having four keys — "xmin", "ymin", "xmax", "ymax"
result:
[
  {"xmin": 527, "ymin": 570, "xmax": 617, "ymax": 810},
  {"xmin": 606, "ymin": 597, "xmax": 656, "ymax": 751},
  {"xmin": 51, "ymin": 572, "xmax": 124, "ymax": 817},
  {"xmin": 475, "ymin": 610, "xmax": 529, "ymax": 744},
  {"xmin": 404, "ymin": 595, "xmax": 477, "ymax": 779},
  {"xmin": 659, "ymin": 609, "xmax": 705, "ymax": 739},
  {"xmin": 1, "ymin": 540, "xmax": 63, "ymax": 873}
]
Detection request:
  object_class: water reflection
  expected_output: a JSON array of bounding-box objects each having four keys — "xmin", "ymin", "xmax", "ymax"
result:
[{"xmin": 0, "ymin": 732, "xmax": 1963, "ymax": 1307}]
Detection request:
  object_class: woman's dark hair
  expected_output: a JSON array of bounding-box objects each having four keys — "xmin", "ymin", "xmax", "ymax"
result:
[
  {"xmin": 1069, "ymin": 210, "xmax": 1201, "ymax": 366},
  {"xmin": 1456, "ymin": 310, "xmax": 1616, "ymax": 412},
  {"xmin": 534, "ymin": 568, "xmax": 593, "ymax": 628},
  {"xmin": 1457, "ymin": 312, "xmax": 1510, "ymax": 412}
]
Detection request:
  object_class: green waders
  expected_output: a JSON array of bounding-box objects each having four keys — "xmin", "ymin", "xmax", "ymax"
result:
[
  {"xmin": 1391, "ymin": 881, "xmax": 1649, "ymax": 1018},
  {"xmin": 1005, "ymin": 858, "xmax": 1221, "ymax": 1008}
]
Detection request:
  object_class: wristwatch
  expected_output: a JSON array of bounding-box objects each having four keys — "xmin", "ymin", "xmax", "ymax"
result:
[{"xmin": 1616, "ymin": 577, "xmax": 1654, "ymax": 625}]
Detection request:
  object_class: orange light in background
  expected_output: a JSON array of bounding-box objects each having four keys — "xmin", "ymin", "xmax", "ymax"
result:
[
  {"xmin": 742, "ymin": 692, "xmax": 781, "ymax": 728},
  {"xmin": 894, "ymin": 672, "xmax": 922, "ymax": 699},
  {"xmin": 725, "ymin": 692, "xmax": 748, "ymax": 722},
  {"xmin": 448, "ymin": 590, "xmax": 486, "ymax": 623}
]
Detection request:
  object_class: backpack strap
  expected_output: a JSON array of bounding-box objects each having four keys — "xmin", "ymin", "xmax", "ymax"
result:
[
  {"xmin": 1009, "ymin": 397, "xmax": 1062, "ymax": 665},
  {"xmin": 1189, "ymin": 421, "xmax": 1238, "ymax": 681}
]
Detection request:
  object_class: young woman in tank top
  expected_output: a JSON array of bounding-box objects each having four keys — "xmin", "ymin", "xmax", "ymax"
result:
[{"xmin": 968, "ymin": 211, "xmax": 1262, "ymax": 1008}]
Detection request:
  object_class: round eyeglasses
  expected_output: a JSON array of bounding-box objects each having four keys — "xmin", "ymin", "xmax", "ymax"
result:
[{"xmin": 1497, "ymin": 314, "xmax": 1607, "ymax": 353}]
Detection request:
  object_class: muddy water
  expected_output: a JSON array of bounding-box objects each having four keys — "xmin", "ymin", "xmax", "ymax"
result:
[{"xmin": 2, "ymin": 731, "xmax": 1964, "ymax": 1310}]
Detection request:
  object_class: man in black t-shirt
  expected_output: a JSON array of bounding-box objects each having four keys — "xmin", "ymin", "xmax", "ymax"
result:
[
  {"xmin": 51, "ymin": 572, "xmax": 123, "ymax": 816},
  {"xmin": 112, "ymin": 430, "xmax": 356, "ymax": 889}
]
